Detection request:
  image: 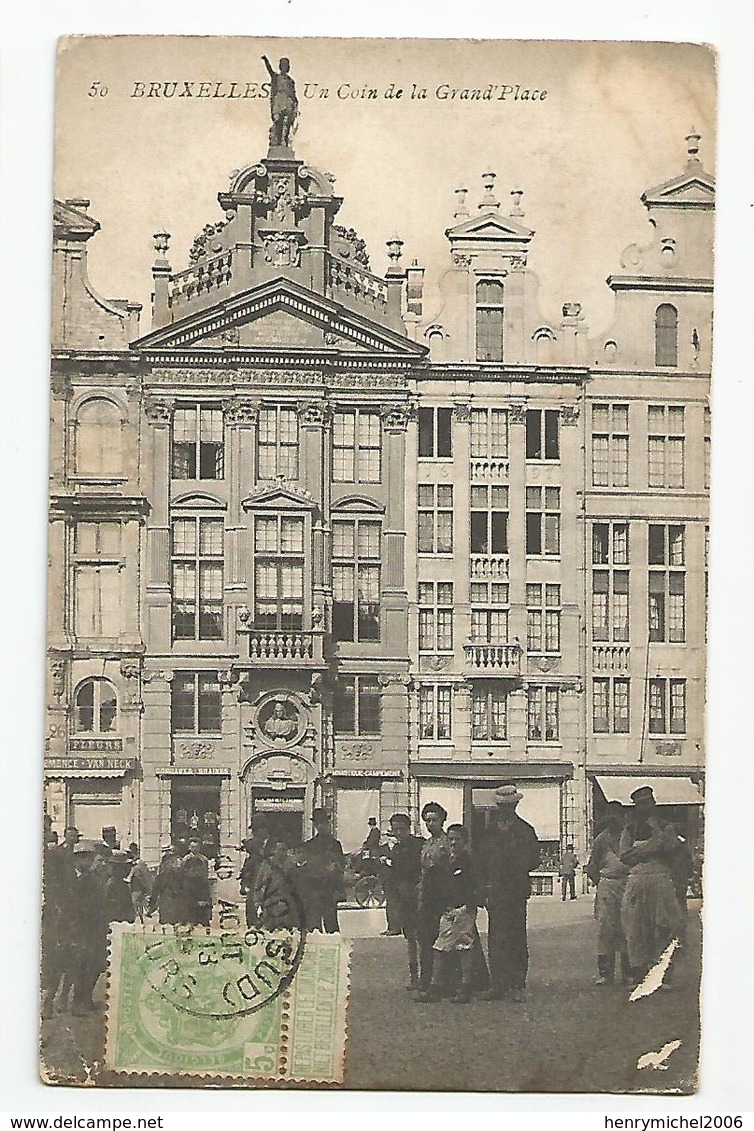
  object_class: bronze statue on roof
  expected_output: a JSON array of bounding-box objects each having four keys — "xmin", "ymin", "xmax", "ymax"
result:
[{"xmin": 262, "ymin": 55, "xmax": 298, "ymax": 151}]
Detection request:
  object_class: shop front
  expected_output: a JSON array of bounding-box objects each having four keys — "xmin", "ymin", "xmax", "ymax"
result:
[
  {"xmin": 333, "ymin": 770, "xmax": 405, "ymax": 854},
  {"xmin": 411, "ymin": 761, "xmax": 576, "ymax": 894},
  {"xmin": 44, "ymin": 753, "xmax": 138, "ymax": 846},
  {"xmin": 591, "ymin": 771, "xmax": 704, "ymax": 856}
]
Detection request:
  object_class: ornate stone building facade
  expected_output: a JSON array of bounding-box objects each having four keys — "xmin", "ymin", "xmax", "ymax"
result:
[{"xmin": 45, "ymin": 130, "xmax": 711, "ymax": 864}]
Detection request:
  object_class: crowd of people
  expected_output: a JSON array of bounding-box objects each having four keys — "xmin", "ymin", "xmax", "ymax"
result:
[
  {"xmin": 41, "ymin": 783, "xmax": 696, "ymax": 1018},
  {"xmin": 41, "ymin": 824, "xmax": 151, "ymax": 1018}
]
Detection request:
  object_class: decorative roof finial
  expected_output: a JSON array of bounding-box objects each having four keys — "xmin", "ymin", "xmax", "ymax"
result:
[
  {"xmin": 386, "ymin": 234, "xmax": 404, "ymax": 267},
  {"xmin": 153, "ymin": 231, "xmax": 171, "ymax": 264},
  {"xmin": 479, "ymin": 172, "xmax": 499, "ymax": 213},
  {"xmin": 510, "ymin": 189, "xmax": 524, "ymax": 219},
  {"xmin": 686, "ymin": 126, "xmax": 701, "ymax": 165},
  {"xmin": 454, "ymin": 187, "xmax": 469, "ymax": 221}
]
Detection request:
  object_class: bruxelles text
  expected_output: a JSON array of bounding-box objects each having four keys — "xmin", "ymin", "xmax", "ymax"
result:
[{"xmin": 127, "ymin": 81, "xmax": 547, "ymax": 103}]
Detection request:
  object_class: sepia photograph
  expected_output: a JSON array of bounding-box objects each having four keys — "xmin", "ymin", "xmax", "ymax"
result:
[{"xmin": 39, "ymin": 35, "xmax": 715, "ymax": 1093}]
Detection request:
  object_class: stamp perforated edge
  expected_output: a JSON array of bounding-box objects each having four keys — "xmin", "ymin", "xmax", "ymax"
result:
[{"xmin": 104, "ymin": 923, "xmax": 351, "ymax": 1085}]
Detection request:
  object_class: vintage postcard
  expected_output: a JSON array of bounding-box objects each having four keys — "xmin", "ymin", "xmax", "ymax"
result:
[{"xmin": 41, "ymin": 36, "xmax": 714, "ymax": 1091}]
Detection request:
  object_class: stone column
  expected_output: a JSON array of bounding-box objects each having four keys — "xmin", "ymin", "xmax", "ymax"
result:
[
  {"xmin": 143, "ymin": 396, "xmax": 174, "ymax": 652},
  {"xmin": 223, "ymin": 398, "xmax": 259, "ymax": 643},
  {"xmin": 507, "ymin": 401, "xmax": 528, "ymax": 647},
  {"xmin": 141, "ymin": 668, "xmax": 174, "ymax": 863},
  {"xmin": 298, "ymin": 402, "xmax": 332, "ymax": 624},
  {"xmin": 381, "ymin": 405, "xmax": 412, "ymax": 593},
  {"xmin": 219, "ymin": 668, "xmax": 243, "ymax": 848}
]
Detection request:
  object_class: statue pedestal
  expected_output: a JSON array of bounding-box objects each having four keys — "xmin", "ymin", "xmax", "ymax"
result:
[{"xmin": 267, "ymin": 145, "xmax": 298, "ymax": 163}]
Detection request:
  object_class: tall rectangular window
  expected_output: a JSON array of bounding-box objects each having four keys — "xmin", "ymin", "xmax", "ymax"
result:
[
  {"xmin": 592, "ymin": 677, "xmax": 630, "ymax": 734},
  {"xmin": 333, "ymin": 676, "xmax": 381, "ymax": 735},
  {"xmin": 591, "ymin": 522, "xmax": 630, "ymax": 642},
  {"xmin": 257, "ymin": 406, "xmax": 299, "ymax": 481},
  {"xmin": 648, "ymin": 524, "xmax": 685, "ymax": 643},
  {"xmin": 591, "ymin": 404, "xmax": 629, "ymax": 487},
  {"xmin": 648, "ymin": 406, "xmax": 685, "ymax": 489},
  {"xmin": 172, "ymin": 516, "xmax": 224, "ymax": 641},
  {"xmin": 172, "ymin": 405, "xmax": 224, "ymax": 480},
  {"xmin": 418, "ymin": 407, "xmax": 453, "ymax": 459},
  {"xmin": 470, "ymin": 582, "xmax": 509, "ymax": 644},
  {"xmin": 648, "ymin": 678, "xmax": 686, "ymax": 734},
  {"xmin": 704, "ymin": 406, "xmax": 711, "ymax": 491},
  {"xmin": 470, "ymin": 485, "xmax": 509, "ymax": 555},
  {"xmin": 527, "ymin": 685, "xmax": 559, "ymax": 742},
  {"xmin": 526, "ymin": 583, "xmax": 561, "ymax": 653},
  {"xmin": 417, "ymin": 484, "xmax": 453, "ymax": 554},
  {"xmin": 526, "ymin": 487, "xmax": 560, "ymax": 556},
  {"xmin": 471, "ymin": 686, "xmax": 508, "ymax": 741},
  {"xmin": 253, "ymin": 514, "xmax": 305, "ymax": 631},
  {"xmin": 171, "ymin": 672, "xmax": 222, "ymax": 735},
  {"xmin": 332, "ymin": 519, "xmax": 381, "ymax": 643},
  {"xmin": 74, "ymin": 523, "xmax": 122, "ymax": 638},
  {"xmin": 525, "ymin": 409, "xmax": 560, "ymax": 461},
  {"xmin": 476, "ymin": 280, "xmax": 504, "ymax": 362},
  {"xmin": 332, "ymin": 409, "xmax": 382, "ymax": 482},
  {"xmin": 419, "ymin": 684, "xmax": 453, "ymax": 741},
  {"xmin": 418, "ymin": 582, "xmax": 454, "ymax": 652},
  {"xmin": 470, "ymin": 409, "xmax": 508, "ymax": 459}
]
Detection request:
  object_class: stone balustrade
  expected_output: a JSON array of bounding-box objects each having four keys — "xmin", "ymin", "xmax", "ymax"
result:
[{"xmin": 464, "ymin": 642, "xmax": 521, "ymax": 674}]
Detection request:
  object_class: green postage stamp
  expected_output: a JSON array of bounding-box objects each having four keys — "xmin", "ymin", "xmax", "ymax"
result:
[{"xmin": 105, "ymin": 923, "xmax": 350, "ymax": 1083}]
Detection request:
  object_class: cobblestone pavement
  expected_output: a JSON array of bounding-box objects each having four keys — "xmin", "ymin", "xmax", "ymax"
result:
[{"xmin": 39, "ymin": 899, "xmax": 701, "ymax": 1094}]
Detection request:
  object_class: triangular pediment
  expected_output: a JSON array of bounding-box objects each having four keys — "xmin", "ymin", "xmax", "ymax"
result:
[
  {"xmin": 446, "ymin": 212, "xmax": 534, "ymax": 241},
  {"xmin": 642, "ymin": 168, "xmax": 715, "ymax": 208},
  {"xmin": 241, "ymin": 483, "xmax": 318, "ymax": 511},
  {"xmin": 132, "ymin": 277, "xmax": 425, "ymax": 357}
]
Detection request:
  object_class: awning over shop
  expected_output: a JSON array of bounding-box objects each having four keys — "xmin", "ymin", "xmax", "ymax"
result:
[
  {"xmin": 410, "ymin": 761, "xmax": 573, "ymax": 781},
  {"xmin": 594, "ymin": 775, "xmax": 703, "ymax": 805}
]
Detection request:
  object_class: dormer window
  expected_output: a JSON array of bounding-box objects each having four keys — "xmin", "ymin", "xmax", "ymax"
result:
[{"xmin": 476, "ymin": 279, "xmax": 504, "ymax": 362}]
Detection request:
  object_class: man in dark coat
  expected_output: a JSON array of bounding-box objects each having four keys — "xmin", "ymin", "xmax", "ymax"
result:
[
  {"xmin": 70, "ymin": 843, "xmax": 110, "ymax": 1015},
  {"xmin": 239, "ymin": 821, "xmax": 269, "ymax": 928},
  {"xmin": 148, "ymin": 844, "xmax": 189, "ymax": 924},
  {"xmin": 105, "ymin": 851, "xmax": 136, "ymax": 923},
  {"xmin": 299, "ymin": 808, "xmax": 344, "ymax": 933},
  {"xmin": 182, "ymin": 837, "xmax": 213, "ymax": 926},
  {"xmin": 382, "ymin": 813, "xmax": 424, "ymax": 987},
  {"xmin": 480, "ymin": 784, "xmax": 540, "ymax": 1002}
]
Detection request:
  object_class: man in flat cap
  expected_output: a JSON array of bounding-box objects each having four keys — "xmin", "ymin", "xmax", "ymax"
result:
[
  {"xmin": 479, "ymin": 784, "xmax": 540, "ymax": 1001},
  {"xmin": 619, "ymin": 785, "xmax": 684, "ymax": 986}
]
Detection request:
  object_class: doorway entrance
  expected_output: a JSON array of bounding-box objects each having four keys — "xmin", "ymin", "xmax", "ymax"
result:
[
  {"xmin": 252, "ymin": 788, "xmax": 305, "ymax": 847},
  {"xmin": 171, "ymin": 778, "xmax": 222, "ymax": 857}
]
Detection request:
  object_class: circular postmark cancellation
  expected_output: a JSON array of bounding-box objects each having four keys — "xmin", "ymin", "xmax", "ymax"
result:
[{"xmin": 137, "ymin": 862, "xmax": 307, "ymax": 1021}]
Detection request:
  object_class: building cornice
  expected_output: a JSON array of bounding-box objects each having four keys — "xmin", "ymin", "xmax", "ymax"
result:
[{"xmin": 606, "ymin": 275, "xmax": 713, "ymax": 294}]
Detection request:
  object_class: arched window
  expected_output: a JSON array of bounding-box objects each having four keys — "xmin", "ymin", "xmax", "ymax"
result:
[
  {"xmin": 75, "ymin": 397, "xmax": 123, "ymax": 477},
  {"xmin": 74, "ymin": 677, "xmax": 118, "ymax": 733},
  {"xmin": 655, "ymin": 304, "xmax": 678, "ymax": 368},
  {"xmin": 476, "ymin": 280, "xmax": 504, "ymax": 362}
]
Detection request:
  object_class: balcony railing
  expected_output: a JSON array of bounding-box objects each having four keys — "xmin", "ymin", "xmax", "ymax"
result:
[
  {"xmin": 592, "ymin": 644, "xmax": 630, "ymax": 671},
  {"xmin": 464, "ymin": 642, "xmax": 521, "ymax": 675},
  {"xmin": 470, "ymin": 555, "xmax": 509, "ymax": 580},
  {"xmin": 470, "ymin": 458, "xmax": 509, "ymax": 481},
  {"xmin": 246, "ymin": 630, "xmax": 320, "ymax": 664}
]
